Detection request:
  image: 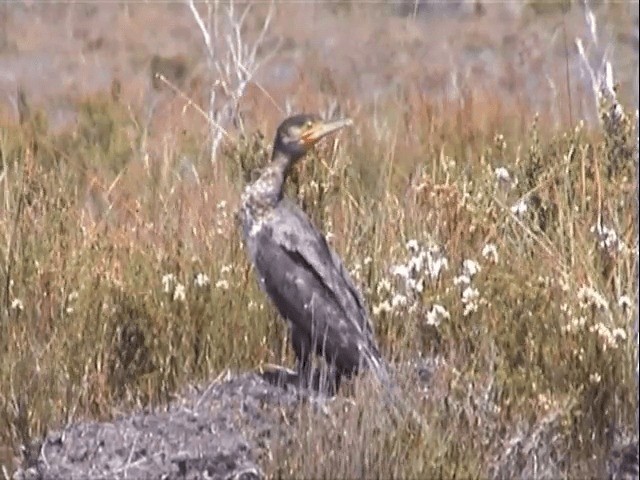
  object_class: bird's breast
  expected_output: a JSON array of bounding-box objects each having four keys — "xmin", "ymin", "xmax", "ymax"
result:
[{"xmin": 240, "ymin": 183, "xmax": 280, "ymax": 239}]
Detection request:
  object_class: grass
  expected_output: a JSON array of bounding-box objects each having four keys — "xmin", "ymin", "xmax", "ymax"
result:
[{"xmin": 0, "ymin": 81, "xmax": 637, "ymax": 478}]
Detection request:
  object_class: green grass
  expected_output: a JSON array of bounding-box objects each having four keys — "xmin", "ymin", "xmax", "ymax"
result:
[{"xmin": 0, "ymin": 88, "xmax": 637, "ymax": 478}]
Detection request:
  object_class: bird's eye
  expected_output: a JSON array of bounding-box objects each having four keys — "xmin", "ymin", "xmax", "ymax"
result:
[{"xmin": 304, "ymin": 120, "xmax": 313, "ymax": 129}]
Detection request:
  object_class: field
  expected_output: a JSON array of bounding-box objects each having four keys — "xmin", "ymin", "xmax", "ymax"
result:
[{"xmin": 0, "ymin": 2, "xmax": 638, "ymax": 479}]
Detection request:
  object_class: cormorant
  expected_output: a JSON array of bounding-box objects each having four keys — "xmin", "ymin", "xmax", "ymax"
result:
[{"xmin": 239, "ymin": 114, "xmax": 390, "ymax": 393}]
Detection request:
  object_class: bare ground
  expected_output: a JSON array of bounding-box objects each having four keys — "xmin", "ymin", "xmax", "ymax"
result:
[
  {"xmin": 14, "ymin": 371, "xmax": 304, "ymax": 480},
  {"xmin": 11, "ymin": 363, "xmax": 638, "ymax": 480},
  {"xmin": 12, "ymin": 362, "xmax": 438, "ymax": 480}
]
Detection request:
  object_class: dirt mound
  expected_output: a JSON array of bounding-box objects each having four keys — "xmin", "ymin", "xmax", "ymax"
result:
[
  {"xmin": 11, "ymin": 360, "xmax": 438, "ymax": 480},
  {"xmin": 11, "ymin": 363, "xmax": 637, "ymax": 479},
  {"xmin": 13, "ymin": 372, "xmax": 310, "ymax": 480}
]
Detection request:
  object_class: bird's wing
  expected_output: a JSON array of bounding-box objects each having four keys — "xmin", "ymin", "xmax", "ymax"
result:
[
  {"xmin": 273, "ymin": 200, "xmax": 374, "ymax": 336},
  {"xmin": 250, "ymin": 199, "xmax": 390, "ymax": 384}
]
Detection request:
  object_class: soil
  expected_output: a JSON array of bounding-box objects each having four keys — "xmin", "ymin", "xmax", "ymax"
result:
[
  {"xmin": 14, "ymin": 371, "xmax": 306, "ymax": 480},
  {"xmin": 11, "ymin": 364, "xmax": 638, "ymax": 480},
  {"xmin": 12, "ymin": 360, "xmax": 440, "ymax": 480}
]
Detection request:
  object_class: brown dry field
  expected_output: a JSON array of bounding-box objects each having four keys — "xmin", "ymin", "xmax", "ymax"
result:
[{"xmin": 1, "ymin": 2, "xmax": 638, "ymax": 130}]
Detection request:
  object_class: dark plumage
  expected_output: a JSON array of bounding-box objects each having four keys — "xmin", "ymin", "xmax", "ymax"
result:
[{"xmin": 239, "ymin": 114, "xmax": 390, "ymax": 393}]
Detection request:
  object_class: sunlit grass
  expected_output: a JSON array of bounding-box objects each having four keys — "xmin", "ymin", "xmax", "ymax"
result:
[{"xmin": 0, "ymin": 87, "xmax": 637, "ymax": 478}]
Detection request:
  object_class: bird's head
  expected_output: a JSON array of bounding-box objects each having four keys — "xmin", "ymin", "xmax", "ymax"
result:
[{"xmin": 272, "ymin": 114, "xmax": 353, "ymax": 164}]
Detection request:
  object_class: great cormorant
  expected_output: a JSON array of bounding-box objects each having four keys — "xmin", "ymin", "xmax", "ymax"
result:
[{"xmin": 239, "ymin": 114, "xmax": 390, "ymax": 393}]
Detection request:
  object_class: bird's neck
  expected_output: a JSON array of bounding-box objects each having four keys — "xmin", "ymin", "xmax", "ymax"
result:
[
  {"xmin": 269, "ymin": 148, "xmax": 296, "ymax": 193},
  {"xmin": 266, "ymin": 150, "xmax": 296, "ymax": 203},
  {"xmin": 245, "ymin": 150, "xmax": 296, "ymax": 211}
]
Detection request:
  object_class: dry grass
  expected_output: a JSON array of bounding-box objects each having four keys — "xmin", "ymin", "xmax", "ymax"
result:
[{"xmin": 0, "ymin": 74, "xmax": 637, "ymax": 478}]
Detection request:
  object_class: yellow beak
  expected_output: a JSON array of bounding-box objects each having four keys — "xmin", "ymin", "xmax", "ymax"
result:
[{"xmin": 301, "ymin": 118, "xmax": 353, "ymax": 146}]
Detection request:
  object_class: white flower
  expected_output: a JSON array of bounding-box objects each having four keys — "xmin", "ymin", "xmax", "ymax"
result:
[
  {"xmin": 426, "ymin": 304, "xmax": 450, "ymax": 327},
  {"xmin": 481, "ymin": 243, "xmax": 499, "ymax": 263},
  {"xmin": 462, "ymin": 259, "xmax": 481, "ymax": 278},
  {"xmin": 220, "ymin": 265, "xmax": 232, "ymax": 275},
  {"xmin": 618, "ymin": 295, "xmax": 633, "ymax": 310},
  {"xmin": 577, "ymin": 285, "xmax": 609, "ymax": 310},
  {"xmin": 65, "ymin": 290, "xmax": 79, "ymax": 314},
  {"xmin": 612, "ymin": 327, "xmax": 627, "ymax": 341},
  {"xmin": 376, "ymin": 278, "xmax": 392, "ymax": 295},
  {"xmin": 194, "ymin": 273, "xmax": 211, "ymax": 288},
  {"xmin": 425, "ymin": 246, "xmax": 448, "ymax": 280},
  {"xmin": 407, "ymin": 277, "xmax": 424, "ymax": 293},
  {"xmin": 494, "ymin": 167, "xmax": 511, "ymax": 183},
  {"xmin": 248, "ymin": 300, "xmax": 264, "ymax": 311},
  {"xmin": 363, "ymin": 256, "xmax": 373, "ymax": 266},
  {"xmin": 373, "ymin": 300, "xmax": 393, "ymax": 316},
  {"xmin": 173, "ymin": 283, "xmax": 186, "ymax": 302},
  {"xmin": 453, "ymin": 275, "xmax": 471, "ymax": 286},
  {"xmin": 562, "ymin": 316, "xmax": 588, "ymax": 334},
  {"xmin": 563, "ymin": 315, "xmax": 589, "ymax": 333},
  {"xmin": 11, "ymin": 298, "xmax": 23, "ymax": 311},
  {"xmin": 391, "ymin": 264, "xmax": 411, "ymax": 279},
  {"xmin": 589, "ymin": 372, "xmax": 602, "ymax": 384},
  {"xmin": 461, "ymin": 286, "xmax": 479, "ymax": 304},
  {"xmin": 536, "ymin": 275, "xmax": 552, "ymax": 287},
  {"xmin": 463, "ymin": 303, "xmax": 478, "ymax": 316},
  {"xmin": 215, "ymin": 279, "xmax": 230, "ymax": 291},
  {"xmin": 406, "ymin": 239, "xmax": 420, "ymax": 253},
  {"xmin": 461, "ymin": 286, "xmax": 480, "ymax": 316},
  {"xmin": 589, "ymin": 322, "xmax": 622, "ymax": 351},
  {"xmin": 350, "ymin": 266, "xmax": 362, "ymax": 281},
  {"xmin": 408, "ymin": 251, "xmax": 425, "ymax": 273},
  {"xmin": 591, "ymin": 223, "xmax": 623, "ymax": 252},
  {"xmin": 162, "ymin": 273, "xmax": 176, "ymax": 293},
  {"xmin": 391, "ymin": 294, "xmax": 408, "ymax": 308},
  {"xmin": 511, "ymin": 199, "xmax": 528, "ymax": 216}
]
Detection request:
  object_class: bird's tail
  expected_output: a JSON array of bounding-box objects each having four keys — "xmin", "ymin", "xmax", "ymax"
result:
[{"xmin": 362, "ymin": 348, "xmax": 426, "ymax": 430}]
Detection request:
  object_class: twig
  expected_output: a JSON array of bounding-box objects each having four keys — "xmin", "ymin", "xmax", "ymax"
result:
[
  {"xmin": 3, "ymin": 148, "xmax": 27, "ymax": 312},
  {"xmin": 188, "ymin": 0, "xmax": 279, "ymax": 164},
  {"xmin": 492, "ymin": 195, "xmax": 568, "ymax": 275},
  {"xmin": 188, "ymin": 0, "xmax": 213, "ymax": 58},
  {"xmin": 561, "ymin": 17, "xmax": 573, "ymax": 128},
  {"xmin": 155, "ymin": 73, "xmax": 232, "ymax": 142},
  {"xmin": 119, "ymin": 432, "xmax": 141, "ymax": 479}
]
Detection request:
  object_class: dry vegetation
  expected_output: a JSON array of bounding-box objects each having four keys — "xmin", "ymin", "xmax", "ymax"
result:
[{"xmin": 0, "ymin": 2, "xmax": 638, "ymax": 479}]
